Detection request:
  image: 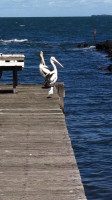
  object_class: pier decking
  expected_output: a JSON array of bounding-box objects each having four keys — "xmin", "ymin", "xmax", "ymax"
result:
[{"xmin": 0, "ymin": 84, "xmax": 87, "ymax": 200}]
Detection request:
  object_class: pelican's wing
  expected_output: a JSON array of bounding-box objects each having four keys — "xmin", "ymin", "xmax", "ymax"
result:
[
  {"xmin": 49, "ymin": 73, "xmax": 57, "ymax": 85},
  {"xmin": 45, "ymin": 72, "xmax": 57, "ymax": 86},
  {"xmin": 41, "ymin": 66, "xmax": 50, "ymax": 76},
  {"xmin": 39, "ymin": 64, "xmax": 51, "ymax": 78},
  {"xmin": 44, "ymin": 73, "xmax": 53, "ymax": 86}
]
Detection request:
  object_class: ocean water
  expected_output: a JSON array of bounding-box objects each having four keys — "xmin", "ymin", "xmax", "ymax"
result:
[{"xmin": 0, "ymin": 16, "xmax": 112, "ymax": 200}]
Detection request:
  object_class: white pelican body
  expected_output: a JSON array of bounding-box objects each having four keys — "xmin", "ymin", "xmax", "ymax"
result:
[{"xmin": 39, "ymin": 51, "xmax": 64, "ymax": 95}]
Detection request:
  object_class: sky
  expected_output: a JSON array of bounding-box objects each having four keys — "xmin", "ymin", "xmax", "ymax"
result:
[{"xmin": 0, "ymin": 0, "xmax": 112, "ymax": 17}]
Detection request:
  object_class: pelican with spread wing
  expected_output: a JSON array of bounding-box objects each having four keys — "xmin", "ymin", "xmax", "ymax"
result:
[
  {"xmin": 39, "ymin": 51, "xmax": 50, "ymax": 78},
  {"xmin": 39, "ymin": 51, "xmax": 64, "ymax": 95}
]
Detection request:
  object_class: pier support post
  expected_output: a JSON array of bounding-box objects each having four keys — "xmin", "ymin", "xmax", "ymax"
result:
[
  {"xmin": 13, "ymin": 68, "xmax": 18, "ymax": 93},
  {"xmin": 56, "ymin": 83, "xmax": 65, "ymax": 111}
]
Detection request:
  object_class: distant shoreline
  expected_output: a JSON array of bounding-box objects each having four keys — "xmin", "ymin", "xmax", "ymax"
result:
[
  {"xmin": 0, "ymin": 15, "xmax": 112, "ymax": 18},
  {"xmin": 91, "ymin": 14, "xmax": 112, "ymax": 17}
]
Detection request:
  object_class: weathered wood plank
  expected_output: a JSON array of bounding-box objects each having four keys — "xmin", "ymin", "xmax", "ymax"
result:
[{"xmin": 0, "ymin": 84, "xmax": 87, "ymax": 200}]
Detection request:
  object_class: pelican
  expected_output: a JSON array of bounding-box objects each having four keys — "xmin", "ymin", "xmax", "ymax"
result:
[
  {"xmin": 45, "ymin": 56, "xmax": 64, "ymax": 96},
  {"xmin": 39, "ymin": 51, "xmax": 64, "ymax": 95},
  {"xmin": 39, "ymin": 51, "xmax": 51, "ymax": 79}
]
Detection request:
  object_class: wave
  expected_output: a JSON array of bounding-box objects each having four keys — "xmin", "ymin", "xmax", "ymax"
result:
[
  {"xmin": 0, "ymin": 39, "xmax": 28, "ymax": 43},
  {"xmin": 83, "ymin": 45, "xmax": 96, "ymax": 49},
  {"xmin": 71, "ymin": 46, "xmax": 95, "ymax": 52},
  {"xmin": 20, "ymin": 25, "xmax": 25, "ymax": 27}
]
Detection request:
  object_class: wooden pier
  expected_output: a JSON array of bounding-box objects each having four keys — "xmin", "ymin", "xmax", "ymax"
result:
[{"xmin": 0, "ymin": 84, "xmax": 87, "ymax": 200}]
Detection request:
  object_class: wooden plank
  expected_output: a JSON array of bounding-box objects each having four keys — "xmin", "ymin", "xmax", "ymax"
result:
[
  {"xmin": 0, "ymin": 54, "xmax": 25, "ymax": 60},
  {"xmin": 0, "ymin": 84, "xmax": 87, "ymax": 200}
]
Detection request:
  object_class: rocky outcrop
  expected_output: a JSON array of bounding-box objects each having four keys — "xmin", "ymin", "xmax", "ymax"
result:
[
  {"xmin": 100, "ymin": 64, "xmax": 112, "ymax": 71},
  {"xmin": 77, "ymin": 40, "xmax": 112, "ymax": 74},
  {"xmin": 78, "ymin": 40, "xmax": 112, "ymax": 53},
  {"xmin": 96, "ymin": 40, "xmax": 112, "ymax": 59},
  {"xmin": 95, "ymin": 40, "xmax": 112, "ymax": 74},
  {"xmin": 96, "ymin": 40, "xmax": 112, "ymax": 51}
]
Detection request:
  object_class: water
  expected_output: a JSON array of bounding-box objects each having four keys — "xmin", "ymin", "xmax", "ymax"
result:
[{"xmin": 0, "ymin": 16, "xmax": 112, "ymax": 200}]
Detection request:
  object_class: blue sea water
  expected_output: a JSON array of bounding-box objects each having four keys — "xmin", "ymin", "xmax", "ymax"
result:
[{"xmin": 0, "ymin": 16, "xmax": 112, "ymax": 200}]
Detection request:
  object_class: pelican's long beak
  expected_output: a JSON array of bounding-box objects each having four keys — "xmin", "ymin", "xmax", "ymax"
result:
[
  {"xmin": 40, "ymin": 51, "xmax": 46, "ymax": 65},
  {"xmin": 54, "ymin": 58, "xmax": 64, "ymax": 68},
  {"xmin": 40, "ymin": 51, "xmax": 43, "ymax": 56}
]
